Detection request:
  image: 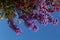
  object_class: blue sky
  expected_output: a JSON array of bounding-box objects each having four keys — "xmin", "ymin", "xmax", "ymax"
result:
[{"xmin": 0, "ymin": 11, "xmax": 60, "ymax": 40}]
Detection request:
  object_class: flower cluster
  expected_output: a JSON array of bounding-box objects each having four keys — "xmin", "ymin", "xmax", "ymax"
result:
[{"xmin": 0, "ymin": 0, "xmax": 60, "ymax": 34}]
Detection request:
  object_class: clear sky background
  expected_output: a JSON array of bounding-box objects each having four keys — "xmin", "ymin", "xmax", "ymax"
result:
[{"xmin": 0, "ymin": 11, "xmax": 60, "ymax": 40}]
